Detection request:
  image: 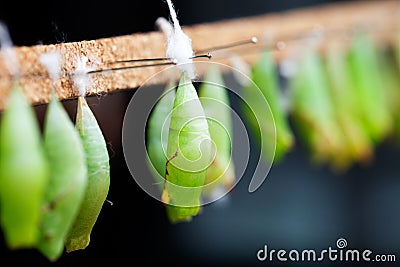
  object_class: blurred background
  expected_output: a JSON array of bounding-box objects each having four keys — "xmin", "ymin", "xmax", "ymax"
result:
[{"xmin": 1, "ymin": 0, "xmax": 399, "ymax": 266}]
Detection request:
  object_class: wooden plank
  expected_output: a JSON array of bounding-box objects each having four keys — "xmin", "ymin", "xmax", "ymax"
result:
[{"xmin": 0, "ymin": 0, "xmax": 398, "ymax": 109}]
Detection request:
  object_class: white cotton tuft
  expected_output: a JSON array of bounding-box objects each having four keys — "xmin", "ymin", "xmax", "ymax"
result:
[
  {"xmin": 166, "ymin": 28, "xmax": 195, "ymax": 79},
  {"xmin": 39, "ymin": 51, "xmax": 61, "ymax": 84},
  {"xmin": 0, "ymin": 22, "xmax": 20, "ymax": 77},
  {"xmin": 73, "ymin": 56, "xmax": 96, "ymax": 97},
  {"xmin": 165, "ymin": 0, "xmax": 195, "ymax": 79},
  {"xmin": 155, "ymin": 17, "xmax": 173, "ymax": 38}
]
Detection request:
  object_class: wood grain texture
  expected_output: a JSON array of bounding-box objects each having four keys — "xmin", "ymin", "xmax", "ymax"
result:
[{"xmin": 0, "ymin": 0, "xmax": 398, "ymax": 109}]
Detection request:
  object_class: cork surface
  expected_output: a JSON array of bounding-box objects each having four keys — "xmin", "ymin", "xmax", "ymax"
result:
[{"xmin": 0, "ymin": 0, "xmax": 398, "ymax": 109}]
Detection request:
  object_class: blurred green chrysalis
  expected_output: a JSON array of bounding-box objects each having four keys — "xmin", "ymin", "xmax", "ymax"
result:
[
  {"xmin": 347, "ymin": 33, "xmax": 393, "ymax": 143},
  {"xmin": 290, "ymin": 48, "xmax": 346, "ymax": 167},
  {"xmin": 38, "ymin": 95, "xmax": 87, "ymax": 261},
  {"xmin": 0, "ymin": 85, "xmax": 48, "ymax": 248},
  {"xmin": 244, "ymin": 51, "xmax": 294, "ymax": 162},
  {"xmin": 65, "ymin": 96, "xmax": 110, "ymax": 252},
  {"xmin": 146, "ymin": 81, "xmax": 176, "ymax": 190},
  {"xmin": 198, "ymin": 65, "xmax": 235, "ymax": 197},
  {"xmin": 396, "ymin": 33, "xmax": 400, "ymax": 71},
  {"xmin": 377, "ymin": 48, "xmax": 400, "ymax": 140},
  {"xmin": 161, "ymin": 72, "xmax": 211, "ymax": 223},
  {"xmin": 324, "ymin": 44, "xmax": 373, "ymax": 167}
]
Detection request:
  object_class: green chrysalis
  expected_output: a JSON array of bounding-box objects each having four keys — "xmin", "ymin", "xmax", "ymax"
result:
[
  {"xmin": 347, "ymin": 33, "xmax": 393, "ymax": 143},
  {"xmin": 198, "ymin": 65, "xmax": 235, "ymax": 197},
  {"xmin": 146, "ymin": 81, "xmax": 176, "ymax": 190},
  {"xmin": 324, "ymin": 44, "xmax": 373, "ymax": 166},
  {"xmin": 396, "ymin": 33, "xmax": 400, "ymax": 72},
  {"xmin": 377, "ymin": 48, "xmax": 400, "ymax": 140},
  {"xmin": 0, "ymin": 85, "xmax": 48, "ymax": 248},
  {"xmin": 65, "ymin": 96, "xmax": 110, "ymax": 252},
  {"xmin": 290, "ymin": 48, "xmax": 346, "ymax": 167},
  {"xmin": 38, "ymin": 95, "xmax": 87, "ymax": 261},
  {"xmin": 161, "ymin": 72, "xmax": 211, "ymax": 223},
  {"xmin": 244, "ymin": 51, "xmax": 294, "ymax": 162}
]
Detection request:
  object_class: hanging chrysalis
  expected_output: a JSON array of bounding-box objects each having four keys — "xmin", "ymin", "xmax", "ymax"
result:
[
  {"xmin": 347, "ymin": 33, "xmax": 393, "ymax": 143},
  {"xmin": 0, "ymin": 85, "xmax": 49, "ymax": 248},
  {"xmin": 161, "ymin": 73, "xmax": 211, "ymax": 223},
  {"xmin": 38, "ymin": 95, "xmax": 87, "ymax": 261},
  {"xmin": 377, "ymin": 47, "xmax": 400, "ymax": 140},
  {"xmin": 0, "ymin": 22, "xmax": 49, "ymax": 248},
  {"xmin": 244, "ymin": 51, "xmax": 294, "ymax": 162},
  {"xmin": 198, "ymin": 65, "xmax": 235, "ymax": 198},
  {"xmin": 393, "ymin": 29, "xmax": 400, "ymax": 139},
  {"xmin": 290, "ymin": 48, "xmax": 346, "ymax": 167},
  {"xmin": 324, "ymin": 43, "xmax": 373, "ymax": 167},
  {"xmin": 396, "ymin": 32, "xmax": 400, "ymax": 72},
  {"xmin": 146, "ymin": 80, "xmax": 176, "ymax": 189},
  {"xmin": 66, "ymin": 60, "xmax": 111, "ymax": 252}
]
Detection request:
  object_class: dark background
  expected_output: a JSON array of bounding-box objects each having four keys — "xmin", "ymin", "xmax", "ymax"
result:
[
  {"xmin": 0, "ymin": 0, "xmax": 350, "ymax": 46},
  {"xmin": 1, "ymin": 0, "xmax": 400, "ymax": 266}
]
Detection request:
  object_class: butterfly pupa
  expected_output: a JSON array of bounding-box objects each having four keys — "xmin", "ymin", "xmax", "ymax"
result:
[
  {"xmin": 290, "ymin": 48, "xmax": 346, "ymax": 168},
  {"xmin": 395, "ymin": 32, "xmax": 400, "ymax": 73},
  {"xmin": 146, "ymin": 80, "xmax": 176, "ymax": 190},
  {"xmin": 347, "ymin": 32, "xmax": 393, "ymax": 143},
  {"xmin": 0, "ymin": 85, "xmax": 49, "ymax": 248},
  {"xmin": 162, "ymin": 72, "xmax": 212, "ymax": 223},
  {"xmin": 243, "ymin": 51, "xmax": 294, "ymax": 162},
  {"xmin": 38, "ymin": 95, "xmax": 87, "ymax": 261},
  {"xmin": 198, "ymin": 65, "xmax": 235, "ymax": 198},
  {"xmin": 65, "ymin": 96, "xmax": 110, "ymax": 252},
  {"xmin": 376, "ymin": 47, "xmax": 400, "ymax": 140},
  {"xmin": 324, "ymin": 43, "xmax": 374, "ymax": 166}
]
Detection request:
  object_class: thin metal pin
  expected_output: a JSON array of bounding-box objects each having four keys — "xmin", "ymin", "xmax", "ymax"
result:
[
  {"xmin": 113, "ymin": 57, "xmax": 176, "ymax": 64},
  {"xmin": 79, "ymin": 36, "xmax": 266, "ymax": 76},
  {"xmin": 195, "ymin": 37, "xmax": 258, "ymax": 54},
  {"xmin": 87, "ymin": 61, "xmax": 176, "ymax": 74},
  {"xmin": 190, "ymin": 53, "xmax": 213, "ymax": 59},
  {"xmin": 114, "ymin": 53, "xmax": 211, "ymax": 65}
]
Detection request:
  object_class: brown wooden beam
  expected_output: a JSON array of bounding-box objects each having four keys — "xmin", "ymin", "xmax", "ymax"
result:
[{"xmin": 0, "ymin": 0, "xmax": 398, "ymax": 109}]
